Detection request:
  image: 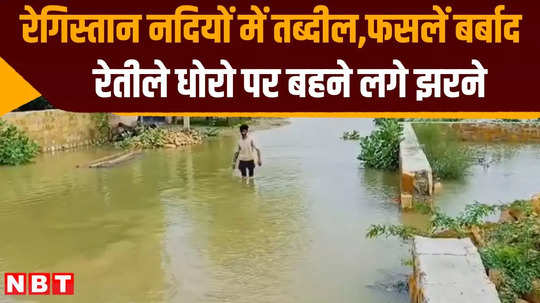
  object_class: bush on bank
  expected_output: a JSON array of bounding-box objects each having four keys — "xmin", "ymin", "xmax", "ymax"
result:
[
  {"xmin": 114, "ymin": 125, "xmax": 204, "ymax": 149},
  {"xmin": 413, "ymin": 123, "xmax": 473, "ymax": 180},
  {"xmin": 91, "ymin": 113, "xmax": 111, "ymax": 145},
  {"xmin": 0, "ymin": 119, "xmax": 39, "ymax": 165},
  {"xmin": 358, "ymin": 119, "xmax": 403, "ymax": 170},
  {"xmin": 189, "ymin": 117, "xmax": 252, "ymax": 127},
  {"xmin": 342, "ymin": 130, "xmax": 361, "ymax": 140},
  {"xmin": 366, "ymin": 200, "xmax": 540, "ymax": 303}
]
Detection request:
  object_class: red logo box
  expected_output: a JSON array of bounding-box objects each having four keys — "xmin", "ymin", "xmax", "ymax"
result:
[
  {"xmin": 52, "ymin": 273, "xmax": 74, "ymax": 295},
  {"xmin": 4, "ymin": 273, "xmax": 26, "ymax": 295},
  {"xmin": 4, "ymin": 273, "xmax": 74, "ymax": 295},
  {"xmin": 28, "ymin": 273, "xmax": 50, "ymax": 295}
]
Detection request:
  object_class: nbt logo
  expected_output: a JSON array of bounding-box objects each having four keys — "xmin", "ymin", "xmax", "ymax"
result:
[{"xmin": 4, "ymin": 273, "xmax": 74, "ymax": 295}]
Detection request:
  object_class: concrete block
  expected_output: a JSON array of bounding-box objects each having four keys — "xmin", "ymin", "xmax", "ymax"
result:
[
  {"xmin": 420, "ymin": 283, "xmax": 501, "ymax": 303},
  {"xmin": 399, "ymin": 123, "xmax": 433, "ymax": 201},
  {"xmin": 433, "ymin": 182, "xmax": 443, "ymax": 194},
  {"xmin": 401, "ymin": 193, "xmax": 413, "ymax": 209},
  {"xmin": 401, "ymin": 171, "xmax": 415, "ymax": 194},
  {"xmin": 412, "ymin": 236, "xmax": 501, "ymax": 303},
  {"xmin": 414, "ymin": 236, "xmax": 477, "ymax": 256}
]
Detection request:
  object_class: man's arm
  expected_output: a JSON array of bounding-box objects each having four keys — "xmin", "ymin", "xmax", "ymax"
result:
[{"xmin": 232, "ymin": 146, "xmax": 240, "ymax": 169}]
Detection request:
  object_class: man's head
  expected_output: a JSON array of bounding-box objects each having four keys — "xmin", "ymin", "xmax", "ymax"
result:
[{"xmin": 239, "ymin": 124, "xmax": 249, "ymax": 138}]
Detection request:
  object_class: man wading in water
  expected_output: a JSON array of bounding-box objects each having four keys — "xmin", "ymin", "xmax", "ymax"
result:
[{"xmin": 232, "ymin": 124, "xmax": 262, "ymax": 179}]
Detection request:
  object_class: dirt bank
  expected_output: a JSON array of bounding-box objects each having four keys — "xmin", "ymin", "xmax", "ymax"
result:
[{"xmin": 195, "ymin": 118, "xmax": 290, "ymax": 136}]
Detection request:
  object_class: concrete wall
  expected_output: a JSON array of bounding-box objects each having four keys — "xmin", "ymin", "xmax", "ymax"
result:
[
  {"xmin": 1, "ymin": 110, "xmax": 108, "ymax": 152},
  {"xmin": 410, "ymin": 236, "xmax": 500, "ymax": 303},
  {"xmin": 449, "ymin": 122, "xmax": 540, "ymax": 142},
  {"xmin": 399, "ymin": 123, "xmax": 433, "ymax": 208}
]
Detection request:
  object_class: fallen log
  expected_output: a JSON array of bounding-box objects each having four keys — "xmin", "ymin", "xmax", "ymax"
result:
[{"xmin": 85, "ymin": 150, "xmax": 142, "ymax": 168}]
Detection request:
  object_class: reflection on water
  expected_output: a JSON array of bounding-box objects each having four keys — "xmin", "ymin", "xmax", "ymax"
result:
[
  {"xmin": 1, "ymin": 119, "xmax": 413, "ymax": 302},
  {"xmin": 435, "ymin": 142, "xmax": 540, "ymax": 216}
]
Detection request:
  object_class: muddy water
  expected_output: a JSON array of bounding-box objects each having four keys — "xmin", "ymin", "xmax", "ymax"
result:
[
  {"xmin": 0, "ymin": 119, "xmax": 412, "ymax": 303},
  {"xmin": 435, "ymin": 142, "xmax": 540, "ymax": 216}
]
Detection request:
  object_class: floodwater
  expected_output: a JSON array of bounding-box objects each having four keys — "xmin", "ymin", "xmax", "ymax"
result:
[
  {"xmin": 0, "ymin": 118, "xmax": 411, "ymax": 303},
  {"xmin": 3, "ymin": 119, "xmax": 538, "ymax": 303},
  {"xmin": 435, "ymin": 142, "xmax": 540, "ymax": 216}
]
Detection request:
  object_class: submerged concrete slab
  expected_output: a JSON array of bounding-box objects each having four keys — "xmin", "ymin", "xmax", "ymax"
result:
[
  {"xmin": 411, "ymin": 236, "xmax": 501, "ymax": 303},
  {"xmin": 399, "ymin": 123, "xmax": 433, "ymax": 206}
]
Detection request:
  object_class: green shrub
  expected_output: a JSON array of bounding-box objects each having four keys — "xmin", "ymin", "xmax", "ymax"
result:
[
  {"xmin": 482, "ymin": 242, "xmax": 539, "ymax": 303},
  {"xmin": 115, "ymin": 126, "xmax": 167, "ymax": 149},
  {"xmin": 0, "ymin": 119, "xmax": 39, "ymax": 165},
  {"xmin": 342, "ymin": 130, "xmax": 360, "ymax": 140},
  {"xmin": 92, "ymin": 113, "xmax": 111, "ymax": 144},
  {"xmin": 413, "ymin": 123, "xmax": 473, "ymax": 179},
  {"xmin": 480, "ymin": 201, "xmax": 539, "ymax": 303},
  {"xmin": 189, "ymin": 117, "xmax": 252, "ymax": 127},
  {"xmin": 203, "ymin": 127, "xmax": 220, "ymax": 137},
  {"xmin": 358, "ymin": 119, "xmax": 403, "ymax": 170},
  {"xmin": 374, "ymin": 118, "xmax": 404, "ymax": 126}
]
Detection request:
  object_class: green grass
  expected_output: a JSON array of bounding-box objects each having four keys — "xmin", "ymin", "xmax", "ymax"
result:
[{"xmin": 413, "ymin": 123, "xmax": 473, "ymax": 180}]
